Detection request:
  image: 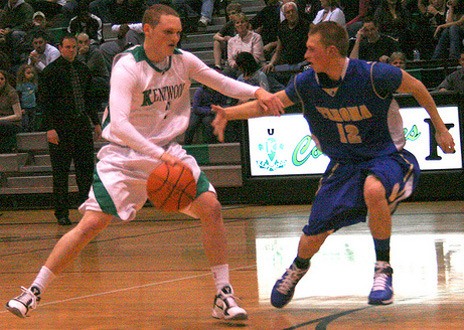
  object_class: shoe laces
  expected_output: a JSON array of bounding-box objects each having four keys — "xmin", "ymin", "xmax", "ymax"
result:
[
  {"xmin": 15, "ymin": 286, "xmax": 40, "ymax": 309},
  {"xmin": 217, "ymin": 286, "xmax": 240, "ymax": 308},
  {"xmin": 372, "ymin": 263, "xmax": 392, "ymax": 291},
  {"xmin": 276, "ymin": 266, "xmax": 307, "ymax": 294}
]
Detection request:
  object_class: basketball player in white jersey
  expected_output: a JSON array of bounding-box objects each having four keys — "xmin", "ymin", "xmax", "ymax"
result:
[{"xmin": 6, "ymin": 4, "xmax": 284, "ymax": 321}]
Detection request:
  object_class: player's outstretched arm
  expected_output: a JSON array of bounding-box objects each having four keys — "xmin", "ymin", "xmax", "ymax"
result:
[
  {"xmin": 397, "ymin": 70, "xmax": 456, "ymax": 154},
  {"xmin": 254, "ymin": 88, "xmax": 285, "ymax": 116},
  {"xmin": 212, "ymin": 90, "xmax": 293, "ymax": 142}
]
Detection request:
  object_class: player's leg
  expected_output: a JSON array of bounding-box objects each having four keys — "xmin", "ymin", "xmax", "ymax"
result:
[
  {"xmin": 270, "ymin": 231, "xmax": 331, "ymax": 308},
  {"xmin": 364, "ymin": 175, "xmax": 394, "ymax": 305},
  {"xmin": 188, "ymin": 191, "xmax": 247, "ymax": 320},
  {"xmin": 6, "ymin": 211, "xmax": 112, "ymax": 318},
  {"xmin": 365, "ymin": 151, "xmax": 420, "ymax": 305}
]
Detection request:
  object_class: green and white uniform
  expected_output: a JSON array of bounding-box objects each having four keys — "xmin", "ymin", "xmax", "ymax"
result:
[{"xmin": 80, "ymin": 46, "xmax": 259, "ymax": 220}]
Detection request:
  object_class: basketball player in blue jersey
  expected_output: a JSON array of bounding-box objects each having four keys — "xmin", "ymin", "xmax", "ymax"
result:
[
  {"xmin": 212, "ymin": 21, "xmax": 455, "ymax": 307},
  {"xmin": 5, "ymin": 4, "xmax": 284, "ymax": 321}
]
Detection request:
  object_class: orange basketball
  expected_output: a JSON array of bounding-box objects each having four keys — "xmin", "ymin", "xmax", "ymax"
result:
[{"xmin": 146, "ymin": 163, "xmax": 197, "ymax": 212}]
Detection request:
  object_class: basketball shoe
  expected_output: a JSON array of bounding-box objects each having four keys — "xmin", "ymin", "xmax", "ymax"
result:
[
  {"xmin": 212, "ymin": 285, "xmax": 248, "ymax": 320},
  {"xmin": 271, "ymin": 263, "xmax": 309, "ymax": 308},
  {"xmin": 368, "ymin": 261, "xmax": 394, "ymax": 305},
  {"xmin": 6, "ymin": 286, "xmax": 41, "ymax": 318}
]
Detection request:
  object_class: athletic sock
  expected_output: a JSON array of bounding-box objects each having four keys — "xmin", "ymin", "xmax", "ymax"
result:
[
  {"xmin": 373, "ymin": 238, "xmax": 391, "ymax": 263},
  {"xmin": 211, "ymin": 264, "xmax": 230, "ymax": 291},
  {"xmin": 30, "ymin": 266, "xmax": 57, "ymax": 296},
  {"xmin": 293, "ymin": 256, "xmax": 310, "ymax": 270}
]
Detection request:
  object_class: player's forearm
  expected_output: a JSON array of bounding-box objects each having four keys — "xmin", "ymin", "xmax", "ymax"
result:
[
  {"xmin": 411, "ymin": 83, "xmax": 448, "ymax": 133},
  {"xmin": 223, "ymin": 100, "xmax": 265, "ymax": 121}
]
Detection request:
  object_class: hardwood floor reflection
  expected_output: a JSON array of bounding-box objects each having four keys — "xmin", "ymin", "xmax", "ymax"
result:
[{"xmin": 0, "ymin": 201, "xmax": 463, "ymax": 329}]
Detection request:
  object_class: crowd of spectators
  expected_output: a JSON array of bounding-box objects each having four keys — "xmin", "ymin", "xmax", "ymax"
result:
[{"xmin": 0, "ymin": 0, "xmax": 463, "ymax": 149}]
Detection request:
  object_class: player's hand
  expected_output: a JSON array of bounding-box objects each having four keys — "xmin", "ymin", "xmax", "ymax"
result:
[
  {"xmin": 47, "ymin": 129, "xmax": 59, "ymax": 145},
  {"xmin": 435, "ymin": 130, "xmax": 455, "ymax": 153},
  {"xmin": 211, "ymin": 104, "xmax": 227, "ymax": 143},
  {"xmin": 254, "ymin": 88, "xmax": 284, "ymax": 116},
  {"xmin": 160, "ymin": 152, "xmax": 183, "ymax": 166}
]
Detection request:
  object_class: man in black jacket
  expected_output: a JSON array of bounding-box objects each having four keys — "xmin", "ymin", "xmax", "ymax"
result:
[{"xmin": 40, "ymin": 34, "xmax": 102, "ymax": 225}]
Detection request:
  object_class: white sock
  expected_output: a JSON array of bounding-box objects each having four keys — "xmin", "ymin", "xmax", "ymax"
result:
[
  {"xmin": 30, "ymin": 266, "xmax": 56, "ymax": 295},
  {"xmin": 211, "ymin": 264, "xmax": 230, "ymax": 291}
]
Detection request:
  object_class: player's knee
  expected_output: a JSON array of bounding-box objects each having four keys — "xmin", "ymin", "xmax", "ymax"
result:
[
  {"xmin": 195, "ymin": 193, "xmax": 222, "ymax": 220},
  {"xmin": 364, "ymin": 176, "xmax": 386, "ymax": 205},
  {"xmin": 76, "ymin": 212, "xmax": 111, "ymax": 237}
]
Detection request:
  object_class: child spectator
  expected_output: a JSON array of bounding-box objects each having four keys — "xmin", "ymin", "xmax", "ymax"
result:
[
  {"xmin": 389, "ymin": 51, "xmax": 406, "ymax": 69},
  {"xmin": 184, "ymin": 83, "xmax": 228, "ymax": 145},
  {"xmin": 0, "ymin": 69, "xmax": 22, "ymax": 152},
  {"xmin": 16, "ymin": 64, "xmax": 38, "ymax": 132},
  {"xmin": 213, "ymin": 2, "xmax": 242, "ymax": 70}
]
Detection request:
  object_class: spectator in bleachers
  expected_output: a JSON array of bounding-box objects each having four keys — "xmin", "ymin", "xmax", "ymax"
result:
[
  {"xmin": 212, "ymin": 2, "xmax": 242, "ymax": 70},
  {"xmin": 311, "ymin": 0, "xmax": 346, "ymax": 27},
  {"xmin": 89, "ymin": 0, "xmax": 146, "ymax": 24},
  {"xmin": 350, "ymin": 16, "xmax": 400, "ymax": 62},
  {"xmin": 16, "ymin": 64, "xmax": 39, "ymax": 132},
  {"xmin": 14, "ymin": 11, "xmax": 51, "ymax": 65},
  {"xmin": 225, "ymin": 13, "xmax": 265, "ymax": 78},
  {"xmin": 195, "ymin": 0, "xmax": 216, "ymax": 27},
  {"xmin": 0, "ymin": 0, "xmax": 34, "ymax": 60},
  {"xmin": 389, "ymin": 51, "xmax": 406, "ymax": 68},
  {"xmin": 415, "ymin": 0, "xmax": 447, "ymax": 60},
  {"xmin": 436, "ymin": 50, "xmax": 464, "ymax": 92},
  {"xmin": 263, "ymin": 1, "xmax": 310, "ymax": 85},
  {"xmin": 374, "ymin": 0, "xmax": 415, "ymax": 58},
  {"xmin": 432, "ymin": 0, "xmax": 464, "ymax": 60},
  {"xmin": 293, "ymin": 0, "xmax": 321, "ymax": 22},
  {"xmin": 0, "ymin": 0, "xmax": 34, "ymax": 36},
  {"xmin": 236, "ymin": 51, "xmax": 270, "ymax": 92},
  {"xmin": 250, "ymin": 0, "xmax": 281, "ymax": 61},
  {"xmin": 344, "ymin": 0, "xmax": 375, "ymax": 37},
  {"xmin": 27, "ymin": 29, "xmax": 60, "ymax": 73},
  {"xmin": 67, "ymin": 2, "xmax": 103, "ymax": 45},
  {"xmin": 0, "ymin": 69, "xmax": 22, "ymax": 153},
  {"xmin": 40, "ymin": 34, "xmax": 101, "ymax": 225},
  {"xmin": 184, "ymin": 83, "xmax": 227, "ymax": 145},
  {"xmin": 99, "ymin": 23, "xmax": 144, "ymax": 72},
  {"xmin": 27, "ymin": 0, "xmax": 67, "ymax": 26},
  {"xmin": 77, "ymin": 32, "xmax": 109, "ymax": 110}
]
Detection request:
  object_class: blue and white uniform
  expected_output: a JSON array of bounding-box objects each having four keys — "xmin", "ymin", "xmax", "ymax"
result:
[
  {"xmin": 80, "ymin": 46, "xmax": 260, "ymax": 221},
  {"xmin": 285, "ymin": 58, "xmax": 420, "ymax": 235}
]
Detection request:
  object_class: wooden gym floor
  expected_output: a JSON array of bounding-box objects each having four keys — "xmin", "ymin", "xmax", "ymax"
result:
[{"xmin": 0, "ymin": 200, "xmax": 463, "ymax": 329}]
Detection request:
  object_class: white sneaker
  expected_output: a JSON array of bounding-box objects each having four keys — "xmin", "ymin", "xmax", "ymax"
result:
[
  {"xmin": 5, "ymin": 286, "xmax": 41, "ymax": 318},
  {"xmin": 198, "ymin": 16, "xmax": 210, "ymax": 27},
  {"xmin": 212, "ymin": 285, "xmax": 247, "ymax": 320}
]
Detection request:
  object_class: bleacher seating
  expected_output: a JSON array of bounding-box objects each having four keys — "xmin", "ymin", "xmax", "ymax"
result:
[{"xmin": 0, "ymin": 130, "xmax": 243, "ymax": 195}]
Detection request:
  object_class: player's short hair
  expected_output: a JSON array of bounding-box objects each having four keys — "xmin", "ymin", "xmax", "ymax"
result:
[
  {"xmin": 143, "ymin": 4, "xmax": 180, "ymax": 27},
  {"xmin": 309, "ymin": 21, "xmax": 349, "ymax": 57}
]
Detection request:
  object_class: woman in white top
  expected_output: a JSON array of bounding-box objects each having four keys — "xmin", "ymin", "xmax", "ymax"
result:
[
  {"xmin": 312, "ymin": 0, "xmax": 346, "ymax": 27},
  {"xmin": 225, "ymin": 13, "xmax": 265, "ymax": 78}
]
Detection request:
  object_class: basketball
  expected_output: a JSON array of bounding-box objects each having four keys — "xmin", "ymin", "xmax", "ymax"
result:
[{"xmin": 146, "ymin": 162, "xmax": 197, "ymax": 212}]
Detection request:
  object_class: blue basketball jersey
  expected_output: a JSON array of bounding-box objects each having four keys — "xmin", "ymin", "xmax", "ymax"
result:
[{"xmin": 286, "ymin": 59, "xmax": 404, "ymax": 162}]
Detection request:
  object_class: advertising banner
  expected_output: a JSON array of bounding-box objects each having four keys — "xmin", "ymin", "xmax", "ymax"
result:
[{"xmin": 247, "ymin": 107, "xmax": 462, "ymax": 176}]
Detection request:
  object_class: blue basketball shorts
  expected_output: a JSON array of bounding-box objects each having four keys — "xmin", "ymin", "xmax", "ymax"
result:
[{"xmin": 303, "ymin": 149, "xmax": 420, "ymax": 236}]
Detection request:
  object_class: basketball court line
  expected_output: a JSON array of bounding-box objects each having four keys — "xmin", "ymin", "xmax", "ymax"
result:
[{"xmin": 0, "ymin": 264, "xmax": 257, "ymax": 315}]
